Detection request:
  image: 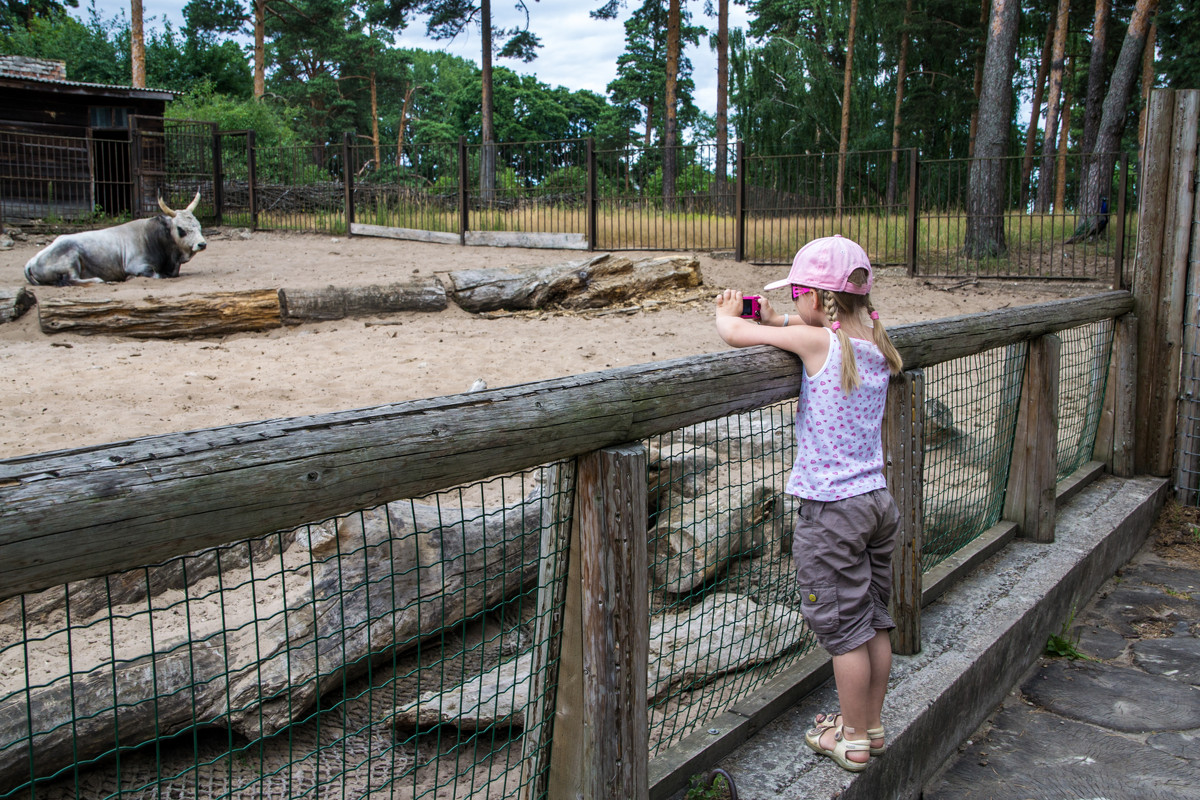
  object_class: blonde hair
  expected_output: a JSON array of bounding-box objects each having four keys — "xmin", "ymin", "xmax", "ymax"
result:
[{"xmin": 815, "ymin": 268, "xmax": 904, "ymax": 394}]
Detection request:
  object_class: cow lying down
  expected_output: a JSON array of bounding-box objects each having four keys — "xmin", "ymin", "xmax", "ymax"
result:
[{"xmin": 24, "ymin": 192, "xmax": 207, "ymax": 286}]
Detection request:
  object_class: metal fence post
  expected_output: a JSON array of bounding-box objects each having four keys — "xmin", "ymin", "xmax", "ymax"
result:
[
  {"xmin": 343, "ymin": 132, "xmax": 354, "ymax": 235},
  {"xmin": 1004, "ymin": 334, "xmax": 1061, "ymax": 543},
  {"xmin": 906, "ymin": 148, "xmax": 920, "ymax": 277},
  {"xmin": 549, "ymin": 444, "xmax": 649, "ymax": 800},
  {"xmin": 587, "ymin": 137, "xmax": 597, "ymax": 251},
  {"xmin": 458, "ymin": 135, "xmax": 469, "ymax": 246},
  {"xmin": 246, "ymin": 129, "xmax": 258, "ymax": 231},
  {"xmin": 734, "ymin": 140, "xmax": 745, "ymax": 262},
  {"xmin": 885, "ymin": 368, "xmax": 924, "ymax": 655},
  {"xmin": 211, "ymin": 123, "xmax": 223, "ymax": 227}
]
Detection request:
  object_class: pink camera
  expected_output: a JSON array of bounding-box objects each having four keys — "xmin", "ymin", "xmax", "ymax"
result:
[{"xmin": 740, "ymin": 295, "xmax": 762, "ymax": 320}]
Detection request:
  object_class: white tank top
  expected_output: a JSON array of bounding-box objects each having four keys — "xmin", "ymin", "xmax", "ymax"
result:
[{"xmin": 786, "ymin": 328, "xmax": 890, "ymax": 501}]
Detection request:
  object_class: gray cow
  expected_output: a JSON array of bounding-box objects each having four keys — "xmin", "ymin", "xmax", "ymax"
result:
[{"xmin": 24, "ymin": 192, "xmax": 208, "ymax": 285}]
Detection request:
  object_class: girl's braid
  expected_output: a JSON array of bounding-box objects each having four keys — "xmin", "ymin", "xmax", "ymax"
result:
[{"xmin": 821, "ymin": 289, "xmax": 860, "ymax": 394}]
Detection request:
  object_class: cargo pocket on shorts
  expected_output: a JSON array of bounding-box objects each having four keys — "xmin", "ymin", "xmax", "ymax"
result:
[{"xmin": 800, "ymin": 583, "xmax": 839, "ymax": 636}]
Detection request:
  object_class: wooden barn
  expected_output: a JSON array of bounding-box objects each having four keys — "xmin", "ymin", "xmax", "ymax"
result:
[{"xmin": 0, "ymin": 55, "xmax": 175, "ymax": 224}]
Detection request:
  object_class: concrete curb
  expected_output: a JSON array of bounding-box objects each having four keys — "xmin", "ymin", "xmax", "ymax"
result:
[{"xmin": 711, "ymin": 473, "xmax": 1169, "ymax": 800}]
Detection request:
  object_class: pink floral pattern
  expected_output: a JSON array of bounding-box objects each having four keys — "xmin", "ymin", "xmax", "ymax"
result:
[{"xmin": 786, "ymin": 329, "xmax": 889, "ymax": 501}]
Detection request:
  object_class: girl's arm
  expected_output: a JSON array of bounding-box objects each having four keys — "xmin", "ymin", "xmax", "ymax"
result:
[{"xmin": 714, "ymin": 289, "xmax": 829, "ymax": 369}]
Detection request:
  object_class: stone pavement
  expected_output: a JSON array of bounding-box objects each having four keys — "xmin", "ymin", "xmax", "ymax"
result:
[{"xmin": 923, "ymin": 508, "xmax": 1200, "ymax": 800}]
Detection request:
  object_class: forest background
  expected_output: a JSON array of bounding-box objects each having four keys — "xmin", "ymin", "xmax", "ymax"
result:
[{"xmin": 2, "ymin": 0, "xmax": 1200, "ymax": 239}]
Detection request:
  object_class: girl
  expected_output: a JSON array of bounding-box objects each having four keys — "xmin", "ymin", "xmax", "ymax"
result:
[{"xmin": 714, "ymin": 235, "xmax": 904, "ymax": 772}]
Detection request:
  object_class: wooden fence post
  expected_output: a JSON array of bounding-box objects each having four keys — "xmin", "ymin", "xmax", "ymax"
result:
[
  {"xmin": 1112, "ymin": 152, "xmax": 1129, "ymax": 290},
  {"xmin": 1133, "ymin": 89, "xmax": 1200, "ymax": 477},
  {"xmin": 1094, "ymin": 314, "xmax": 1138, "ymax": 477},
  {"xmin": 342, "ymin": 132, "xmax": 355, "ymax": 234},
  {"xmin": 587, "ymin": 137, "xmax": 597, "ymax": 252},
  {"xmin": 734, "ymin": 140, "xmax": 745, "ymax": 262},
  {"xmin": 906, "ymin": 148, "xmax": 919, "ymax": 278},
  {"xmin": 884, "ymin": 369, "xmax": 924, "ymax": 655},
  {"xmin": 458, "ymin": 135, "xmax": 469, "ymax": 246},
  {"xmin": 1004, "ymin": 335, "xmax": 1061, "ymax": 542},
  {"xmin": 548, "ymin": 444, "xmax": 649, "ymax": 800}
]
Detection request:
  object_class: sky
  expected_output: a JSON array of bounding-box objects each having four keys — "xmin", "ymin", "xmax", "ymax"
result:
[{"xmin": 74, "ymin": 0, "xmax": 752, "ymax": 118}]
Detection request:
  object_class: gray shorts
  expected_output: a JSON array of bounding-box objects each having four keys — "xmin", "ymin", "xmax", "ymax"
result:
[{"xmin": 792, "ymin": 488, "xmax": 901, "ymax": 656}]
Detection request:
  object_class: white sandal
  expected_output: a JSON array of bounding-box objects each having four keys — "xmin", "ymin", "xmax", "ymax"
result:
[{"xmin": 805, "ymin": 724, "xmax": 872, "ymax": 772}]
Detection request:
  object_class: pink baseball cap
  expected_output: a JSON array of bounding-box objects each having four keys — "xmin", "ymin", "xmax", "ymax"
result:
[{"xmin": 763, "ymin": 235, "xmax": 873, "ymax": 295}]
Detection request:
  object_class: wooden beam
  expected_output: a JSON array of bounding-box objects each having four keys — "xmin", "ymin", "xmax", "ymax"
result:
[
  {"xmin": 1094, "ymin": 314, "xmax": 1138, "ymax": 476},
  {"xmin": 550, "ymin": 444, "xmax": 649, "ymax": 800},
  {"xmin": 1004, "ymin": 335, "xmax": 1061, "ymax": 542},
  {"xmin": 884, "ymin": 369, "xmax": 924, "ymax": 655}
]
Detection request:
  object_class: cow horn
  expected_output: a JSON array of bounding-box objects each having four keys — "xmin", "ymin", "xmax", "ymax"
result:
[
  {"xmin": 185, "ymin": 190, "xmax": 200, "ymax": 213},
  {"xmin": 158, "ymin": 195, "xmax": 177, "ymax": 218}
]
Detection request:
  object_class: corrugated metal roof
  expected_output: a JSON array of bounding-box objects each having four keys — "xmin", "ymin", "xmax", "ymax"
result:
[{"xmin": 0, "ymin": 72, "xmax": 176, "ymax": 99}]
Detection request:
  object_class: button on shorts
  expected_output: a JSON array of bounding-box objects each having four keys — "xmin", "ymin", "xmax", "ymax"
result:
[{"xmin": 792, "ymin": 488, "xmax": 901, "ymax": 656}]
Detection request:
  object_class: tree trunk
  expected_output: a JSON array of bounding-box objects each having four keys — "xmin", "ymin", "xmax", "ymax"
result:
[
  {"xmin": 663, "ymin": 0, "xmax": 681, "ymax": 212},
  {"xmin": 480, "ymin": 0, "xmax": 497, "ymax": 204},
  {"xmin": 1137, "ymin": 21, "xmax": 1157, "ymax": 161},
  {"xmin": 369, "ymin": 71, "xmax": 381, "ymax": 168},
  {"xmin": 968, "ymin": 0, "xmax": 991, "ymax": 157},
  {"xmin": 836, "ymin": 0, "xmax": 859, "ymax": 217},
  {"xmin": 1021, "ymin": 20, "xmax": 1056, "ymax": 208},
  {"xmin": 1054, "ymin": 56, "xmax": 1074, "ymax": 211},
  {"xmin": 130, "ymin": 0, "xmax": 146, "ymax": 88},
  {"xmin": 396, "ymin": 84, "xmax": 416, "ymax": 170},
  {"xmin": 887, "ymin": 0, "xmax": 913, "ymax": 208},
  {"xmin": 964, "ymin": 0, "xmax": 1020, "ymax": 258},
  {"xmin": 1078, "ymin": 0, "xmax": 1157, "ymax": 218},
  {"xmin": 37, "ymin": 291, "xmax": 283, "ymax": 338},
  {"xmin": 714, "ymin": 0, "xmax": 729, "ymax": 201},
  {"xmin": 1035, "ymin": 0, "xmax": 1071, "ymax": 213},
  {"xmin": 254, "ymin": 0, "xmax": 266, "ymax": 98},
  {"xmin": 1081, "ymin": 0, "xmax": 1110, "ymax": 156}
]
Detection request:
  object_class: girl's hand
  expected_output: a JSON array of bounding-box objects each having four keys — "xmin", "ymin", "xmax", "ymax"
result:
[
  {"xmin": 756, "ymin": 295, "xmax": 782, "ymax": 326},
  {"xmin": 714, "ymin": 288, "xmax": 745, "ymax": 318}
]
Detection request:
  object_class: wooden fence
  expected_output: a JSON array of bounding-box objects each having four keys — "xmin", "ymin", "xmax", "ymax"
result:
[{"xmin": 0, "ymin": 290, "xmax": 1137, "ymax": 800}]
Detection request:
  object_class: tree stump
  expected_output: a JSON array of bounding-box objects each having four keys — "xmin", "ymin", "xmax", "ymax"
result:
[{"xmin": 0, "ymin": 288, "xmax": 34, "ymax": 323}]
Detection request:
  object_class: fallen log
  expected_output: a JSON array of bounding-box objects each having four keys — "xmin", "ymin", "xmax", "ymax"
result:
[
  {"xmin": 650, "ymin": 484, "xmax": 779, "ymax": 594},
  {"xmin": 446, "ymin": 254, "xmax": 701, "ymax": 313},
  {"xmin": 0, "ymin": 484, "xmax": 548, "ymax": 789},
  {"xmin": 36, "ymin": 290, "xmax": 282, "ymax": 338},
  {"xmin": 280, "ymin": 280, "xmax": 447, "ymax": 322},
  {"xmin": 0, "ymin": 287, "xmax": 34, "ymax": 323},
  {"xmin": 391, "ymin": 592, "xmax": 807, "ymax": 730}
]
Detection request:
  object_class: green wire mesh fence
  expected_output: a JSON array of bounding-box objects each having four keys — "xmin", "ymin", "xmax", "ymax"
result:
[
  {"xmin": 643, "ymin": 402, "xmax": 812, "ymax": 758},
  {"xmin": 921, "ymin": 347, "xmax": 1026, "ymax": 571},
  {"xmin": 0, "ymin": 464, "xmax": 572, "ymax": 800},
  {"xmin": 1056, "ymin": 321, "xmax": 1114, "ymax": 481}
]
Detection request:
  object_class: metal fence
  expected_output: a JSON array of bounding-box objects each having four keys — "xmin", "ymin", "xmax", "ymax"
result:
[
  {"xmin": 0, "ymin": 293, "xmax": 1124, "ymax": 800},
  {"xmin": 0, "ymin": 124, "xmax": 1136, "ymax": 284}
]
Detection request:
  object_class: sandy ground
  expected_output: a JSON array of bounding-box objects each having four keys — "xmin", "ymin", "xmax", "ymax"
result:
[{"xmin": 0, "ymin": 228, "xmax": 1107, "ymax": 460}]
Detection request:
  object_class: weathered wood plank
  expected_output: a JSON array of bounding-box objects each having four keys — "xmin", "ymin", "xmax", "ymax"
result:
[
  {"xmin": 464, "ymin": 230, "xmax": 588, "ymax": 250},
  {"xmin": 349, "ymin": 222, "xmax": 460, "ymax": 246},
  {"xmin": 0, "ymin": 291, "xmax": 1132, "ymax": 601},
  {"xmin": 578, "ymin": 444, "xmax": 648, "ymax": 800},
  {"xmin": 36, "ymin": 290, "xmax": 282, "ymax": 338},
  {"xmin": 1004, "ymin": 334, "xmax": 1061, "ymax": 543},
  {"xmin": 885, "ymin": 369, "xmax": 924, "ymax": 655}
]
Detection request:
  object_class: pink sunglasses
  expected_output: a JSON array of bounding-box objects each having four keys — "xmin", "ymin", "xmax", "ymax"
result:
[{"xmin": 791, "ymin": 285, "xmax": 813, "ymax": 300}]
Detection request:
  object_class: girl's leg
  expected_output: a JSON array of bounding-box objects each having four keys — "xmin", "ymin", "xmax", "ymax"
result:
[
  {"xmin": 821, "ymin": 630, "xmax": 892, "ymax": 760},
  {"xmin": 822, "ymin": 643, "xmax": 873, "ymax": 764}
]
